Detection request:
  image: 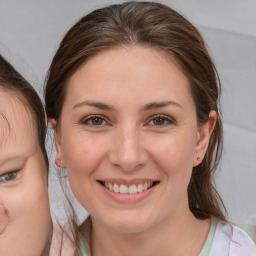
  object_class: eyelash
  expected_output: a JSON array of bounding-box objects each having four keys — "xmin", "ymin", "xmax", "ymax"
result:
[
  {"xmin": 81, "ymin": 114, "xmax": 174, "ymax": 128},
  {"xmin": 81, "ymin": 115, "xmax": 109, "ymax": 127},
  {"xmin": 0, "ymin": 171, "xmax": 19, "ymax": 183},
  {"xmin": 146, "ymin": 115, "xmax": 174, "ymax": 127}
]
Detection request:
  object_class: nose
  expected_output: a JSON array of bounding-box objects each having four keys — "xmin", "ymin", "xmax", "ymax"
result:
[{"xmin": 108, "ymin": 126, "xmax": 148, "ymax": 172}]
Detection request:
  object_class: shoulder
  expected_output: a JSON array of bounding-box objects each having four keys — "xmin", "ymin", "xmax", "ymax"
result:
[{"xmin": 210, "ymin": 220, "xmax": 256, "ymax": 256}]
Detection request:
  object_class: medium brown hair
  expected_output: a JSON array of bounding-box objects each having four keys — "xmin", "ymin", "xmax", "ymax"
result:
[
  {"xmin": 45, "ymin": 0, "xmax": 226, "ymax": 226},
  {"xmin": 0, "ymin": 54, "xmax": 48, "ymax": 168}
]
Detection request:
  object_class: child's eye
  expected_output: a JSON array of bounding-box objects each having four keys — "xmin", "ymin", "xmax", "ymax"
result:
[
  {"xmin": 0, "ymin": 171, "xmax": 18, "ymax": 183},
  {"xmin": 147, "ymin": 115, "xmax": 174, "ymax": 126},
  {"xmin": 82, "ymin": 115, "xmax": 107, "ymax": 126}
]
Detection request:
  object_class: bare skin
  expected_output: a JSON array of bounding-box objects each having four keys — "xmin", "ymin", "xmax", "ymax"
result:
[
  {"xmin": 91, "ymin": 212, "xmax": 210, "ymax": 256},
  {"xmin": 54, "ymin": 46, "xmax": 216, "ymax": 256},
  {"xmin": 0, "ymin": 92, "xmax": 51, "ymax": 255},
  {"xmin": 0, "ymin": 203, "xmax": 8, "ymax": 234}
]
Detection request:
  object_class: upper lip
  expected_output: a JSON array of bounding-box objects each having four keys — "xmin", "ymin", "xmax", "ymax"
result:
[{"xmin": 98, "ymin": 178, "xmax": 159, "ymax": 186}]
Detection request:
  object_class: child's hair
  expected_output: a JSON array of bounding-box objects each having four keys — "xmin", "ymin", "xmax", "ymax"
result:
[
  {"xmin": 0, "ymin": 54, "xmax": 48, "ymax": 168},
  {"xmin": 0, "ymin": 54, "xmax": 52, "ymax": 255}
]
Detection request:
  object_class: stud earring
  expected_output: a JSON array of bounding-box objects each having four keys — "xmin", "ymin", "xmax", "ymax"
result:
[{"xmin": 197, "ymin": 157, "xmax": 200, "ymax": 161}]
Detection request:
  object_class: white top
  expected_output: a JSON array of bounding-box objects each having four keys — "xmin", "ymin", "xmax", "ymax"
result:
[
  {"xmin": 209, "ymin": 220, "xmax": 256, "ymax": 256},
  {"xmin": 50, "ymin": 218, "xmax": 256, "ymax": 256}
]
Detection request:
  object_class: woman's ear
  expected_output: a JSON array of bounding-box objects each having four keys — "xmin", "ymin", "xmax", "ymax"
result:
[
  {"xmin": 193, "ymin": 110, "xmax": 217, "ymax": 166},
  {"xmin": 49, "ymin": 119, "xmax": 66, "ymax": 168}
]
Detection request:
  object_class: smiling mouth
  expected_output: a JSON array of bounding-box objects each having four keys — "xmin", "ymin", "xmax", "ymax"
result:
[{"xmin": 98, "ymin": 181, "xmax": 160, "ymax": 194}]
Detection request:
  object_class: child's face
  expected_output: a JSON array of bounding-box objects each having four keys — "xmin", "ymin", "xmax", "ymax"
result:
[{"xmin": 0, "ymin": 91, "xmax": 51, "ymax": 255}]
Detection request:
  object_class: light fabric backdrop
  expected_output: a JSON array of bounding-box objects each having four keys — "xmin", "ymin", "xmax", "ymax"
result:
[{"xmin": 0, "ymin": 0, "xmax": 255, "ymax": 225}]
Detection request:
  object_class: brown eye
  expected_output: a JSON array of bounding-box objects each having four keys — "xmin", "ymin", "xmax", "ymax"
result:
[
  {"xmin": 153, "ymin": 116, "xmax": 165, "ymax": 125},
  {"xmin": 82, "ymin": 115, "xmax": 107, "ymax": 126},
  {"xmin": 148, "ymin": 115, "xmax": 173, "ymax": 126},
  {"xmin": 90, "ymin": 117, "xmax": 104, "ymax": 125}
]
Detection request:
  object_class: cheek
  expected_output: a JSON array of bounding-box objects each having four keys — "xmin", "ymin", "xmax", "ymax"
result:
[
  {"xmin": 0, "ymin": 183, "xmax": 50, "ymax": 254},
  {"xmin": 63, "ymin": 133, "xmax": 107, "ymax": 200},
  {"xmin": 0, "ymin": 165, "xmax": 50, "ymax": 227},
  {"xmin": 0, "ymin": 190, "xmax": 23, "ymax": 223},
  {"xmin": 63, "ymin": 133, "xmax": 107, "ymax": 178},
  {"xmin": 0, "ymin": 188, "xmax": 37, "ymax": 240},
  {"xmin": 2, "ymin": 185, "xmax": 48, "ymax": 222},
  {"xmin": 148, "ymin": 133, "xmax": 196, "ymax": 178}
]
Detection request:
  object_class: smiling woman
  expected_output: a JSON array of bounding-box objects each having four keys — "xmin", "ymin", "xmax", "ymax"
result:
[
  {"xmin": 44, "ymin": 1, "xmax": 255, "ymax": 256},
  {"xmin": 0, "ymin": 54, "xmax": 51, "ymax": 255}
]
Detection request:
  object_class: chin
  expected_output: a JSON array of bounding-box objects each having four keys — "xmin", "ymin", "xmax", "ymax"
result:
[{"xmin": 101, "ymin": 212, "xmax": 153, "ymax": 234}]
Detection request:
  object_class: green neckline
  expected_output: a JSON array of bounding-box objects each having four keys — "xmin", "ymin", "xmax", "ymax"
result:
[
  {"xmin": 78, "ymin": 217, "xmax": 217, "ymax": 256},
  {"xmin": 199, "ymin": 217, "xmax": 217, "ymax": 256}
]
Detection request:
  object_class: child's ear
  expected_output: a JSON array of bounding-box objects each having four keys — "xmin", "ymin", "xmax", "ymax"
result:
[
  {"xmin": 49, "ymin": 119, "xmax": 66, "ymax": 168},
  {"xmin": 193, "ymin": 110, "xmax": 217, "ymax": 166}
]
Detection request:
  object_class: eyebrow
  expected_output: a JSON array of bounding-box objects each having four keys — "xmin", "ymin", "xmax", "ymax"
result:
[
  {"xmin": 72, "ymin": 100, "xmax": 115, "ymax": 111},
  {"xmin": 72, "ymin": 100, "xmax": 183, "ymax": 112},
  {"xmin": 141, "ymin": 101, "xmax": 183, "ymax": 111}
]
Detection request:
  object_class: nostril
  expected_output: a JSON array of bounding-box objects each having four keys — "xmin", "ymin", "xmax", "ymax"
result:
[{"xmin": 0, "ymin": 203, "xmax": 9, "ymax": 234}]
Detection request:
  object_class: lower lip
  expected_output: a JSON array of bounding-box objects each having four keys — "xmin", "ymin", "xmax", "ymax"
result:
[{"xmin": 100, "ymin": 184, "xmax": 157, "ymax": 204}]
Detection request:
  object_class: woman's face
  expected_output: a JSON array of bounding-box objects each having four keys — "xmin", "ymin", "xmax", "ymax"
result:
[
  {"xmin": 55, "ymin": 47, "xmax": 214, "ymax": 233},
  {"xmin": 0, "ymin": 92, "xmax": 51, "ymax": 255}
]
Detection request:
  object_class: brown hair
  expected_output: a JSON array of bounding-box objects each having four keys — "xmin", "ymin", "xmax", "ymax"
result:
[
  {"xmin": 0, "ymin": 54, "xmax": 48, "ymax": 169},
  {"xmin": 44, "ymin": 0, "xmax": 226, "ymax": 241}
]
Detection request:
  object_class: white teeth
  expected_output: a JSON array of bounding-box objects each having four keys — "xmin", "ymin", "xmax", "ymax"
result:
[
  {"xmin": 109, "ymin": 183, "xmax": 113, "ymax": 191},
  {"xmin": 137, "ymin": 184, "xmax": 144, "ymax": 192},
  {"xmin": 120, "ymin": 185, "xmax": 128, "ymax": 194},
  {"xmin": 113, "ymin": 184, "xmax": 119, "ymax": 193},
  {"xmin": 128, "ymin": 184, "xmax": 137, "ymax": 194},
  {"xmin": 103, "ymin": 181, "xmax": 154, "ymax": 194}
]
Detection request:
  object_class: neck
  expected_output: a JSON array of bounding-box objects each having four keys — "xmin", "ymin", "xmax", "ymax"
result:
[{"xmin": 90, "ymin": 209, "xmax": 210, "ymax": 256}]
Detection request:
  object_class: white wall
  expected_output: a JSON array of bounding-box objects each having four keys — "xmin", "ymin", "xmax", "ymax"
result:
[{"xmin": 0, "ymin": 0, "xmax": 255, "ymax": 224}]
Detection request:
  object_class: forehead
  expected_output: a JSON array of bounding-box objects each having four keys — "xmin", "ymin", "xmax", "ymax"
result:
[
  {"xmin": 0, "ymin": 91, "xmax": 36, "ymax": 150},
  {"xmin": 65, "ymin": 46, "xmax": 193, "ymax": 109}
]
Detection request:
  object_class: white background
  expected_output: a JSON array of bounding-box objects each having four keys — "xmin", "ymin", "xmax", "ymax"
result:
[{"xmin": 0, "ymin": 0, "xmax": 255, "ymax": 225}]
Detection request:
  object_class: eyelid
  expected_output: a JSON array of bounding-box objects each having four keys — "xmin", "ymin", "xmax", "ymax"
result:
[
  {"xmin": 146, "ymin": 114, "xmax": 175, "ymax": 126},
  {"xmin": 81, "ymin": 114, "xmax": 111, "ymax": 126},
  {"xmin": 0, "ymin": 170, "xmax": 20, "ymax": 183}
]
